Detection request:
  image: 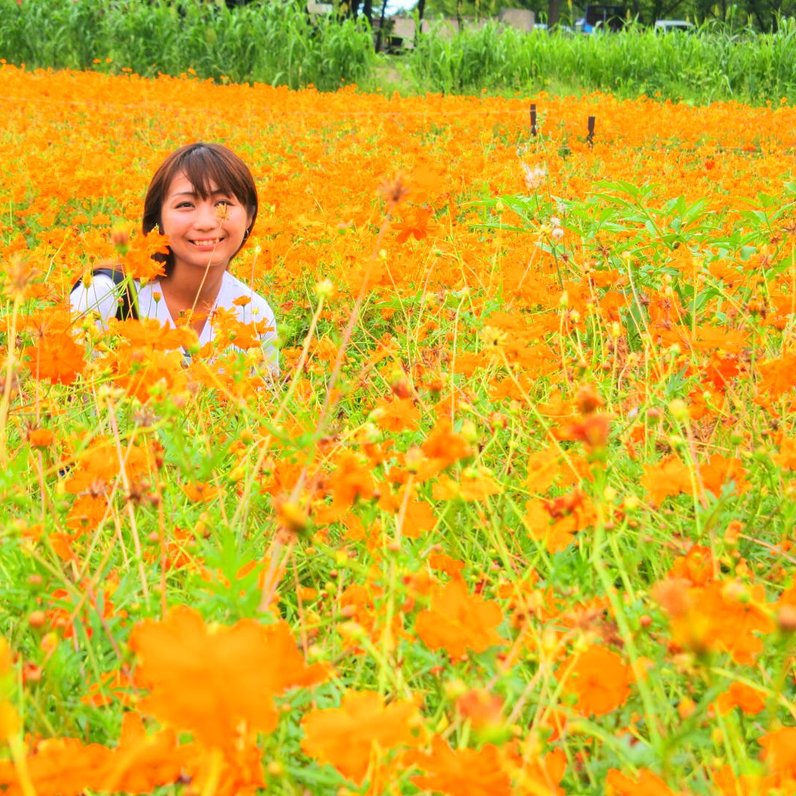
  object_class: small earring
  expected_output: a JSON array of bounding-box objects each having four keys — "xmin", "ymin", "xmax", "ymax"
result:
[{"xmin": 243, "ymin": 228, "xmax": 250, "ymax": 241}]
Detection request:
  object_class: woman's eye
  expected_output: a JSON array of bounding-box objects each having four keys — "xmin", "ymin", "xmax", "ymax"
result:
[
  {"xmin": 216, "ymin": 199, "xmax": 233, "ymax": 207},
  {"xmin": 176, "ymin": 202, "xmax": 193, "ymax": 209}
]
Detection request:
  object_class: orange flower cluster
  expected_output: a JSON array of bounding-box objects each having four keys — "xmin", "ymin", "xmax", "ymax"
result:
[
  {"xmin": 1, "ymin": 609, "xmax": 326, "ymax": 795},
  {"xmin": 2, "ymin": 65, "xmax": 795, "ymax": 795},
  {"xmin": 653, "ymin": 546, "xmax": 776, "ymax": 664},
  {"xmin": 415, "ymin": 578, "xmax": 505, "ymax": 659}
]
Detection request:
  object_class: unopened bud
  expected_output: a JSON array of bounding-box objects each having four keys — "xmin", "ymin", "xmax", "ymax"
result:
[
  {"xmin": 668, "ymin": 399, "xmax": 689, "ymax": 421},
  {"xmin": 777, "ymin": 605, "xmax": 796, "ymax": 633}
]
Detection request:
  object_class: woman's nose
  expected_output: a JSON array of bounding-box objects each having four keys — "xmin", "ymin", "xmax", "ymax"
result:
[{"xmin": 194, "ymin": 201, "xmax": 221, "ymax": 229}]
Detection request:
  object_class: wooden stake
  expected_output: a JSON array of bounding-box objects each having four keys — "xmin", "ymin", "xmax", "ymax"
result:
[
  {"xmin": 530, "ymin": 103, "xmax": 537, "ymax": 136},
  {"xmin": 587, "ymin": 115, "xmax": 596, "ymax": 146}
]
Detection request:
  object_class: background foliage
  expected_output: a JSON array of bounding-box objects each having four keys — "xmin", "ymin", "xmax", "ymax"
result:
[
  {"xmin": 410, "ymin": 19, "xmax": 796, "ymax": 97},
  {"xmin": 422, "ymin": 0, "xmax": 796, "ymax": 35},
  {"xmin": 1, "ymin": 0, "xmax": 796, "ymax": 102},
  {"xmin": 0, "ymin": 0, "xmax": 374, "ymax": 90}
]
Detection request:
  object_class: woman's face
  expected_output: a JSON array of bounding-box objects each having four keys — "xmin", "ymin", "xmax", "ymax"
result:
[{"xmin": 160, "ymin": 172, "xmax": 252, "ymax": 276}]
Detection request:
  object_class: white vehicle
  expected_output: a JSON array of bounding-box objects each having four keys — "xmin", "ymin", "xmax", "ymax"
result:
[{"xmin": 654, "ymin": 19, "xmax": 694, "ymax": 31}]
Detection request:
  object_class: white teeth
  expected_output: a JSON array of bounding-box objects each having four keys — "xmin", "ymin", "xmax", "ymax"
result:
[{"xmin": 192, "ymin": 239, "xmax": 220, "ymax": 245}]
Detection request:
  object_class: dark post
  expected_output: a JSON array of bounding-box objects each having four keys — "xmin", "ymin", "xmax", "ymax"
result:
[
  {"xmin": 376, "ymin": 0, "xmax": 388, "ymax": 51},
  {"xmin": 587, "ymin": 115, "xmax": 595, "ymax": 146},
  {"xmin": 530, "ymin": 103, "xmax": 537, "ymax": 136}
]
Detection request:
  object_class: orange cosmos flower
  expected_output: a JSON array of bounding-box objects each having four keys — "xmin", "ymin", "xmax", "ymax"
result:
[
  {"xmin": 640, "ymin": 455, "xmax": 692, "ymax": 505},
  {"xmin": 560, "ymin": 644, "xmax": 633, "ymax": 717},
  {"xmin": 122, "ymin": 230, "xmax": 170, "ymax": 283},
  {"xmin": 315, "ymin": 453, "xmax": 376, "ymax": 524},
  {"xmin": 327, "ymin": 450, "xmax": 376, "ymax": 511},
  {"xmin": 300, "ymin": 690, "xmax": 421, "ymax": 784},
  {"xmin": 711, "ymin": 764, "xmax": 765, "ymax": 796},
  {"xmin": 415, "ymin": 579, "xmax": 504, "ymax": 659},
  {"xmin": 558, "ymin": 413, "xmax": 612, "ymax": 451},
  {"xmin": 508, "ymin": 745, "xmax": 567, "ymax": 794},
  {"xmin": 207, "ymin": 308, "xmax": 271, "ymax": 351},
  {"xmin": 129, "ymin": 606, "xmax": 327, "ymax": 753},
  {"xmin": 427, "ymin": 550, "xmax": 465, "ymax": 578},
  {"xmin": 371, "ymin": 396, "xmax": 421, "ymax": 432},
  {"xmin": 760, "ymin": 727, "xmax": 796, "ymax": 786},
  {"xmin": 0, "ymin": 737, "xmax": 112, "ymax": 796},
  {"xmin": 66, "ymin": 494, "xmax": 107, "ymax": 533},
  {"xmin": 757, "ymin": 354, "xmax": 796, "ymax": 397},
  {"xmin": 394, "ymin": 206, "xmax": 435, "ymax": 244},
  {"xmin": 421, "ymin": 417, "xmax": 473, "ymax": 469},
  {"xmin": 377, "ymin": 486, "xmax": 437, "ymax": 539},
  {"xmin": 524, "ymin": 490, "xmax": 596, "ymax": 554},
  {"xmin": 0, "ymin": 637, "xmax": 19, "ymax": 744},
  {"xmin": 699, "ymin": 454, "xmax": 749, "ymax": 496},
  {"xmin": 773, "ymin": 437, "xmax": 796, "ymax": 470},
  {"xmin": 455, "ymin": 688, "xmax": 504, "ymax": 733},
  {"xmin": 654, "ymin": 579, "xmax": 774, "ymax": 664},
  {"xmin": 63, "ymin": 437, "xmax": 151, "ymax": 496},
  {"xmin": 108, "ymin": 316, "xmax": 197, "ymax": 351},
  {"xmin": 27, "ymin": 427, "xmax": 54, "ymax": 448},
  {"xmin": 526, "ymin": 445, "xmax": 587, "ymax": 493},
  {"xmin": 108, "ymin": 347, "xmax": 188, "ymax": 404},
  {"xmin": 575, "ymin": 383, "xmax": 604, "ymax": 414},
  {"xmin": 410, "ymin": 736, "xmax": 512, "ymax": 796},
  {"xmin": 715, "ymin": 682, "xmax": 766, "ymax": 716},
  {"xmin": 24, "ymin": 331, "xmax": 85, "ymax": 385},
  {"xmin": 0, "ymin": 701, "xmax": 18, "ymax": 747},
  {"xmin": 181, "ymin": 480, "xmax": 220, "ymax": 503},
  {"xmin": 101, "ymin": 712, "xmax": 193, "ymax": 793},
  {"xmin": 605, "ymin": 767, "xmax": 676, "ymax": 795},
  {"xmin": 668, "ymin": 545, "xmax": 714, "ymax": 585}
]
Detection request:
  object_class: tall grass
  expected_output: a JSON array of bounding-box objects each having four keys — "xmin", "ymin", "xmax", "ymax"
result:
[
  {"xmin": 0, "ymin": 0, "xmax": 374, "ymax": 90},
  {"xmin": 0, "ymin": 0, "xmax": 795, "ymax": 101},
  {"xmin": 409, "ymin": 18, "xmax": 796, "ymax": 102}
]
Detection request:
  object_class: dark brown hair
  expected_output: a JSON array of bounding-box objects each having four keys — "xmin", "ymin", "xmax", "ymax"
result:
[{"xmin": 142, "ymin": 142, "xmax": 258, "ymax": 271}]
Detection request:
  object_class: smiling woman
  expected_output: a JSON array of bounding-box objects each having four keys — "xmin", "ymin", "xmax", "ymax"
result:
[{"xmin": 70, "ymin": 143, "xmax": 278, "ymax": 372}]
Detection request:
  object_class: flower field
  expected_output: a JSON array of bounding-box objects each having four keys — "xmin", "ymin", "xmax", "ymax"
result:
[{"xmin": 1, "ymin": 65, "xmax": 796, "ymax": 794}]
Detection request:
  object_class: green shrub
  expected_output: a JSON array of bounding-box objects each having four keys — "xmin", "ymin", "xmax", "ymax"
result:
[
  {"xmin": 0, "ymin": 0, "xmax": 375, "ymax": 90},
  {"xmin": 0, "ymin": 0, "xmax": 794, "ymax": 102},
  {"xmin": 409, "ymin": 19, "xmax": 796, "ymax": 103}
]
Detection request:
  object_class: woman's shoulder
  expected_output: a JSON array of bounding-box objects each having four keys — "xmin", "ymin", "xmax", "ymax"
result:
[
  {"xmin": 70, "ymin": 271, "xmax": 126, "ymax": 320},
  {"xmin": 70, "ymin": 271, "xmax": 117, "ymax": 295}
]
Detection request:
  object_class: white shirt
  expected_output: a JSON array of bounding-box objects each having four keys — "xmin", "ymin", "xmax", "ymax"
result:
[{"xmin": 70, "ymin": 271, "xmax": 278, "ymax": 371}]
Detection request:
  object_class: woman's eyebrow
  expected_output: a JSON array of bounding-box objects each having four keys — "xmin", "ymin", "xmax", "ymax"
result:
[{"xmin": 170, "ymin": 189, "xmax": 233, "ymax": 198}]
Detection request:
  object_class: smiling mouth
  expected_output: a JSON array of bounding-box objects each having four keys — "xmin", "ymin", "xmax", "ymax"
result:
[{"xmin": 190, "ymin": 238, "xmax": 223, "ymax": 246}]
